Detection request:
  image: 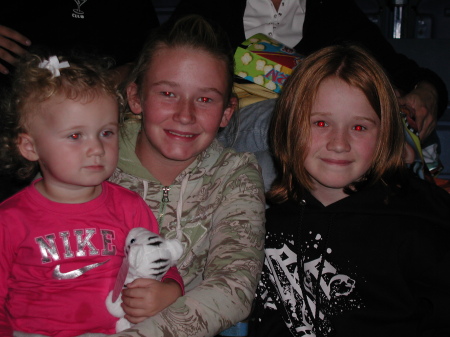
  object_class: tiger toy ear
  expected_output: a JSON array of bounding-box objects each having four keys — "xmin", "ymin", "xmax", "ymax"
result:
[{"xmin": 164, "ymin": 239, "xmax": 183, "ymax": 264}]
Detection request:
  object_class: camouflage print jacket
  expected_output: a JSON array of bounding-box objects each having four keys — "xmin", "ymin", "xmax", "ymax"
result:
[{"xmin": 109, "ymin": 121, "xmax": 266, "ymax": 337}]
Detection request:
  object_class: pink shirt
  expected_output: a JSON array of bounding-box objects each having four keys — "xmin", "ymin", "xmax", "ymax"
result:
[{"xmin": 0, "ymin": 180, "xmax": 183, "ymax": 336}]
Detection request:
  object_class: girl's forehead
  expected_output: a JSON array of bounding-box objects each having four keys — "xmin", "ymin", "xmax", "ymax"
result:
[
  {"xmin": 26, "ymin": 90, "xmax": 116, "ymax": 116},
  {"xmin": 143, "ymin": 48, "xmax": 228, "ymax": 87},
  {"xmin": 148, "ymin": 45, "xmax": 226, "ymax": 70}
]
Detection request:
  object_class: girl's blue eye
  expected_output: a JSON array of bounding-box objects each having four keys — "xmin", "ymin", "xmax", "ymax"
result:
[
  {"xmin": 162, "ymin": 91, "xmax": 174, "ymax": 97},
  {"xmin": 353, "ymin": 125, "xmax": 366, "ymax": 131},
  {"xmin": 101, "ymin": 130, "xmax": 114, "ymax": 137}
]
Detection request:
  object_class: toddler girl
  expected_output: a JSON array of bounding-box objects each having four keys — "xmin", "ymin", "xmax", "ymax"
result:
[{"xmin": 0, "ymin": 53, "xmax": 182, "ymax": 336}]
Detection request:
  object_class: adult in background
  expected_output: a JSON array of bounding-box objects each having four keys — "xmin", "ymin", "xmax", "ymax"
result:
[{"xmin": 0, "ymin": 0, "xmax": 159, "ymax": 84}]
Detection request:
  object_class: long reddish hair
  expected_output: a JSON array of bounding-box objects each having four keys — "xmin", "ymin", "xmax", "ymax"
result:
[{"xmin": 268, "ymin": 44, "xmax": 405, "ymax": 203}]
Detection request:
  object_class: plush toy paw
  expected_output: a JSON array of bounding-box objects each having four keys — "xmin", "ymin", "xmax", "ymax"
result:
[
  {"xmin": 115, "ymin": 317, "xmax": 132, "ymax": 333},
  {"xmin": 126, "ymin": 227, "xmax": 183, "ymax": 282}
]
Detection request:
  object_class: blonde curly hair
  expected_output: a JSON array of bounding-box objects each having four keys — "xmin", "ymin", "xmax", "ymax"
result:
[{"xmin": 0, "ymin": 52, "xmax": 123, "ymax": 180}]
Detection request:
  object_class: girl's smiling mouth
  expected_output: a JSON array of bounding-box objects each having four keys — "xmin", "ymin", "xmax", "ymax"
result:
[
  {"xmin": 166, "ymin": 130, "xmax": 198, "ymax": 139},
  {"xmin": 321, "ymin": 158, "xmax": 353, "ymax": 166}
]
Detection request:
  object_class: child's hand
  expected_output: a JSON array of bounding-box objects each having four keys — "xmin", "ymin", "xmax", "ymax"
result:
[{"xmin": 121, "ymin": 278, "xmax": 183, "ymax": 323}]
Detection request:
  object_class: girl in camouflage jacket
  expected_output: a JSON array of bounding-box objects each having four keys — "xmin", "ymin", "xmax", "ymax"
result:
[{"xmin": 109, "ymin": 16, "xmax": 266, "ymax": 337}]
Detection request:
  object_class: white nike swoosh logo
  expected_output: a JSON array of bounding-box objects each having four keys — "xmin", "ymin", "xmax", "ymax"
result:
[{"xmin": 53, "ymin": 259, "xmax": 110, "ymax": 280}]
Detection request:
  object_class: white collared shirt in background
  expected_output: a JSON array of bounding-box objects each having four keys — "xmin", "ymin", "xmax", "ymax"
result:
[{"xmin": 243, "ymin": 0, "xmax": 306, "ymax": 48}]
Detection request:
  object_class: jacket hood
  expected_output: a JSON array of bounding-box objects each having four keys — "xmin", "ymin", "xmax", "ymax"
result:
[{"xmin": 118, "ymin": 120, "xmax": 154, "ymax": 181}]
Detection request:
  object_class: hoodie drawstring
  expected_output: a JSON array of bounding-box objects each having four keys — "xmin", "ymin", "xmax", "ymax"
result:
[
  {"xmin": 140, "ymin": 176, "xmax": 188, "ymax": 243},
  {"xmin": 142, "ymin": 180, "xmax": 149, "ymax": 200},
  {"xmin": 176, "ymin": 174, "xmax": 190, "ymax": 242}
]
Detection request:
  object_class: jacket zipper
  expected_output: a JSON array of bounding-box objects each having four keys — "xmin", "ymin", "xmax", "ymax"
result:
[
  {"xmin": 162, "ymin": 186, "xmax": 170, "ymax": 202},
  {"xmin": 158, "ymin": 186, "xmax": 170, "ymax": 224}
]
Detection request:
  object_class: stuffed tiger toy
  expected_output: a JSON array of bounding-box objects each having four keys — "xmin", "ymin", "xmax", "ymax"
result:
[{"xmin": 105, "ymin": 227, "xmax": 183, "ymax": 332}]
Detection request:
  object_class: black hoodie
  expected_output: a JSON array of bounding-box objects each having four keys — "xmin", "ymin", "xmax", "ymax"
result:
[{"xmin": 252, "ymin": 175, "xmax": 450, "ymax": 337}]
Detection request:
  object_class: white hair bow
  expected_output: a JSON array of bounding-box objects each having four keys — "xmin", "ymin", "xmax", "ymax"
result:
[{"xmin": 38, "ymin": 56, "xmax": 70, "ymax": 77}]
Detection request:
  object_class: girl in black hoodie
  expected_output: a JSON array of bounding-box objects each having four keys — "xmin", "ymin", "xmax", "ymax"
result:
[{"xmin": 252, "ymin": 44, "xmax": 450, "ymax": 337}]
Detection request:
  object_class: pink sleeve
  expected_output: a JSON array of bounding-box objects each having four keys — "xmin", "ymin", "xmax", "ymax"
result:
[
  {"xmin": 135, "ymin": 196, "xmax": 160, "ymax": 235},
  {"xmin": 0, "ymin": 219, "xmax": 14, "ymax": 335},
  {"xmin": 162, "ymin": 266, "xmax": 185, "ymax": 295},
  {"xmin": 0, "ymin": 291, "xmax": 13, "ymax": 336}
]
